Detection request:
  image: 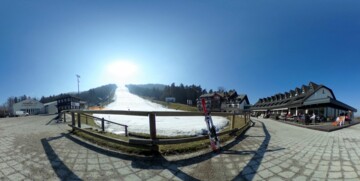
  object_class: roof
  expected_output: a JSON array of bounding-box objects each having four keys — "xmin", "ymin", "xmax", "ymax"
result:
[
  {"xmin": 251, "ymin": 82, "xmax": 357, "ymax": 112},
  {"xmin": 238, "ymin": 94, "xmax": 250, "ymax": 105},
  {"xmin": 199, "ymin": 92, "xmax": 250, "ymax": 104},
  {"xmin": 56, "ymin": 94, "xmax": 81, "ymax": 101},
  {"xmin": 14, "ymin": 99, "xmax": 43, "ymax": 106},
  {"xmin": 199, "ymin": 93, "xmax": 219, "ymax": 98}
]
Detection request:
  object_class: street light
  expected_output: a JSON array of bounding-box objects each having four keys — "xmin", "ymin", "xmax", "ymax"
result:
[{"xmin": 76, "ymin": 74, "xmax": 80, "ymax": 96}]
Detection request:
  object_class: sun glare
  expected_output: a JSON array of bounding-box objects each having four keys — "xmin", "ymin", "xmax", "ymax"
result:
[{"xmin": 104, "ymin": 61, "xmax": 139, "ymax": 85}]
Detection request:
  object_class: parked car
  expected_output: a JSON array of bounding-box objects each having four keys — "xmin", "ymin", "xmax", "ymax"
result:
[{"xmin": 15, "ymin": 111, "xmax": 28, "ymax": 117}]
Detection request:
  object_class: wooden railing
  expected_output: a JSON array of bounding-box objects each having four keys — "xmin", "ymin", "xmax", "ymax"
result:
[
  {"xmin": 64, "ymin": 110, "xmax": 251, "ymax": 149},
  {"xmin": 60, "ymin": 110, "xmax": 129, "ymax": 136}
]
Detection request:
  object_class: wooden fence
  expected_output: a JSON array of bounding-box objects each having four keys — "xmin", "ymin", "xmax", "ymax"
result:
[{"xmin": 65, "ymin": 110, "xmax": 251, "ymax": 149}]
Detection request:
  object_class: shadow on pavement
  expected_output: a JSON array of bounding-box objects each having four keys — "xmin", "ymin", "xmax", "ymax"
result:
[
  {"xmin": 231, "ymin": 120, "xmax": 272, "ymax": 180},
  {"xmin": 61, "ymin": 126, "xmax": 253, "ymax": 180},
  {"xmin": 41, "ymin": 120, "xmax": 281, "ymax": 180},
  {"xmin": 41, "ymin": 135, "xmax": 81, "ymax": 180}
]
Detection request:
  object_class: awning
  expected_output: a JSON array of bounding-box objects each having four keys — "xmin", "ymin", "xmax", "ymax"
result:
[
  {"xmin": 303, "ymin": 98, "xmax": 357, "ymax": 112},
  {"xmin": 271, "ymin": 108, "xmax": 289, "ymax": 111},
  {"xmin": 252, "ymin": 109, "xmax": 267, "ymax": 111}
]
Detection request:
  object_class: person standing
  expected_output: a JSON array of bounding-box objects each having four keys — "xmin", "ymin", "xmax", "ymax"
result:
[
  {"xmin": 310, "ymin": 113, "xmax": 316, "ymax": 124},
  {"xmin": 339, "ymin": 113, "xmax": 346, "ymax": 126}
]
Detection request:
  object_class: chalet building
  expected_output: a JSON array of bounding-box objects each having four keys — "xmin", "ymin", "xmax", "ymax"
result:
[
  {"xmin": 57, "ymin": 95, "xmax": 87, "ymax": 112},
  {"xmin": 198, "ymin": 93, "xmax": 224, "ymax": 112},
  {"xmin": 197, "ymin": 91, "xmax": 250, "ymax": 113},
  {"xmin": 251, "ymin": 82, "xmax": 357, "ymax": 120}
]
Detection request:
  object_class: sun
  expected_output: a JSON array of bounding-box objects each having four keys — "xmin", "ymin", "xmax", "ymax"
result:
[{"xmin": 103, "ymin": 61, "xmax": 139, "ymax": 85}]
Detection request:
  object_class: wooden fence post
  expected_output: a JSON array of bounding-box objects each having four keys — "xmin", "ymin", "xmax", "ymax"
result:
[
  {"xmin": 63, "ymin": 112, "xmax": 66, "ymax": 122},
  {"xmin": 245, "ymin": 112, "xmax": 247, "ymax": 125},
  {"xmin": 149, "ymin": 113, "xmax": 157, "ymax": 140},
  {"xmin": 149, "ymin": 113, "xmax": 158, "ymax": 151},
  {"xmin": 231, "ymin": 113, "xmax": 236, "ymax": 129},
  {"xmin": 77, "ymin": 113, "xmax": 81, "ymax": 128},
  {"xmin": 125, "ymin": 126, "xmax": 128, "ymax": 137},
  {"xmin": 71, "ymin": 112, "xmax": 75, "ymax": 131},
  {"xmin": 102, "ymin": 118, "xmax": 105, "ymax": 132}
]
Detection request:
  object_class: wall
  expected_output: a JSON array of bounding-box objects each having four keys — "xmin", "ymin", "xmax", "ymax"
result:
[
  {"xmin": 305, "ymin": 88, "xmax": 334, "ymax": 102},
  {"xmin": 44, "ymin": 101, "xmax": 58, "ymax": 114}
]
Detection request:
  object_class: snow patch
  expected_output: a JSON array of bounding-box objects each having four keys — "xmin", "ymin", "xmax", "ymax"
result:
[{"xmin": 94, "ymin": 85, "xmax": 229, "ymax": 136}]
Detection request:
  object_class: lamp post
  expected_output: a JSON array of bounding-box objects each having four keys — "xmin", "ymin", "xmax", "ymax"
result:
[{"xmin": 76, "ymin": 74, "xmax": 80, "ymax": 96}]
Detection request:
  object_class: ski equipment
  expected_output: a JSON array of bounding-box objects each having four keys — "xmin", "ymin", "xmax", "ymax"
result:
[{"xmin": 201, "ymin": 98, "xmax": 220, "ymax": 151}]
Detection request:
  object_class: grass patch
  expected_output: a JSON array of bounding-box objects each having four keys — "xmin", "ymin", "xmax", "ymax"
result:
[
  {"xmin": 72, "ymin": 129, "xmax": 152, "ymax": 155},
  {"xmin": 85, "ymin": 127, "xmax": 129, "ymax": 141},
  {"xmin": 70, "ymin": 113, "xmax": 100, "ymax": 128},
  {"xmin": 159, "ymin": 125, "xmax": 247, "ymax": 155},
  {"xmin": 144, "ymin": 98, "xmax": 199, "ymax": 112}
]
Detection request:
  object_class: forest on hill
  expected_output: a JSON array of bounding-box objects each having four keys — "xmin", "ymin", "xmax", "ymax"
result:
[
  {"xmin": 126, "ymin": 83, "xmax": 207, "ymax": 105},
  {"xmin": 39, "ymin": 84, "xmax": 117, "ymax": 106},
  {"xmin": 2, "ymin": 84, "xmax": 117, "ymax": 113}
]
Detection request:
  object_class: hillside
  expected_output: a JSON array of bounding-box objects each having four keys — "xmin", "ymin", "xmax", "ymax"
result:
[
  {"xmin": 126, "ymin": 83, "xmax": 204, "ymax": 106},
  {"xmin": 94, "ymin": 85, "xmax": 228, "ymax": 136},
  {"xmin": 40, "ymin": 84, "xmax": 117, "ymax": 106}
]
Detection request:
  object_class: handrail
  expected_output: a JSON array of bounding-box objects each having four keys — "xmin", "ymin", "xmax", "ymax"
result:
[
  {"xmin": 82, "ymin": 113, "xmax": 128, "ymax": 127},
  {"xmin": 69, "ymin": 110, "xmax": 248, "ymax": 117},
  {"xmin": 67, "ymin": 109, "xmax": 251, "ymax": 150}
]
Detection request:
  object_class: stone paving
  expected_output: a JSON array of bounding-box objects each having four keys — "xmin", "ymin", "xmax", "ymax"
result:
[{"xmin": 1, "ymin": 116, "xmax": 360, "ymax": 180}]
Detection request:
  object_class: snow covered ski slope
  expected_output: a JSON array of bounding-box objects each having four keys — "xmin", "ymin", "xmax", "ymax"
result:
[{"xmin": 94, "ymin": 85, "xmax": 229, "ymax": 136}]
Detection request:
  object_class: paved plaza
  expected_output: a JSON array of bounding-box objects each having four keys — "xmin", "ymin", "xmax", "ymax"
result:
[{"xmin": 1, "ymin": 115, "xmax": 360, "ymax": 180}]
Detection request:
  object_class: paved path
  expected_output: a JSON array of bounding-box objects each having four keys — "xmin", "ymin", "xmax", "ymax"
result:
[{"xmin": 1, "ymin": 116, "xmax": 360, "ymax": 180}]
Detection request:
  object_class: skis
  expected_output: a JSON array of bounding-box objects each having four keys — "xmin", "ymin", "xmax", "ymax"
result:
[{"xmin": 201, "ymin": 98, "xmax": 220, "ymax": 151}]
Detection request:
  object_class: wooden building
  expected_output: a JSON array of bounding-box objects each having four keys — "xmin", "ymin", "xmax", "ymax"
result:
[
  {"xmin": 251, "ymin": 82, "xmax": 357, "ymax": 120},
  {"xmin": 197, "ymin": 91, "xmax": 250, "ymax": 113},
  {"xmin": 56, "ymin": 94, "xmax": 86, "ymax": 112}
]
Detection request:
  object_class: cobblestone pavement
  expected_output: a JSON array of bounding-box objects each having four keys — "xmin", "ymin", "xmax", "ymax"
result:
[{"xmin": 1, "ymin": 116, "xmax": 360, "ymax": 180}]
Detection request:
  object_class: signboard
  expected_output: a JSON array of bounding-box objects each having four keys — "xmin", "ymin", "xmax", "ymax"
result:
[{"xmin": 71, "ymin": 102, "xmax": 80, "ymax": 107}]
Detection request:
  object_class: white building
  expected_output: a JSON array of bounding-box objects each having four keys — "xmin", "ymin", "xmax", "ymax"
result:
[
  {"xmin": 13, "ymin": 99, "xmax": 45, "ymax": 115},
  {"xmin": 44, "ymin": 101, "xmax": 58, "ymax": 114}
]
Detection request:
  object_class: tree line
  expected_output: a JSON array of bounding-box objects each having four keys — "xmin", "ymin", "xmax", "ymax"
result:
[
  {"xmin": 126, "ymin": 83, "xmax": 208, "ymax": 105},
  {"xmin": 1, "ymin": 84, "xmax": 117, "ymax": 115},
  {"xmin": 39, "ymin": 84, "xmax": 117, "ymax": 107}
]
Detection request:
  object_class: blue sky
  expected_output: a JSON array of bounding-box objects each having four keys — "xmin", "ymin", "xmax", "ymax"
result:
[{"xmin": 1, "ymin": 0, "xmax": 359, "ymax": 113}]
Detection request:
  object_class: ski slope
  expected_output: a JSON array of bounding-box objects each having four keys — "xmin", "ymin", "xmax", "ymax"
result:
[{"xmin": 94, "ymin": 85, "xmax": 229, "ymax": 136}]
